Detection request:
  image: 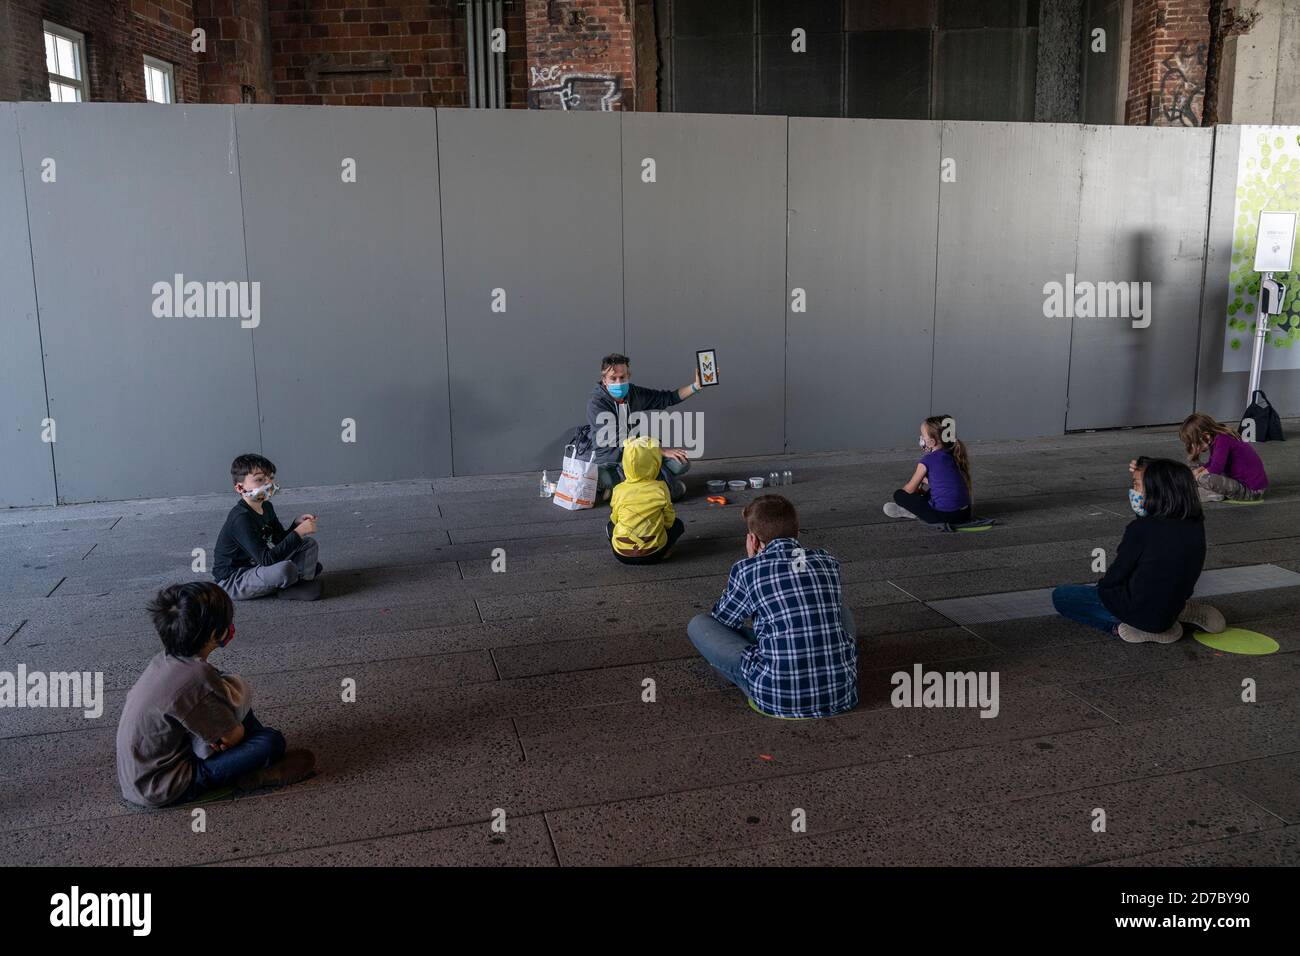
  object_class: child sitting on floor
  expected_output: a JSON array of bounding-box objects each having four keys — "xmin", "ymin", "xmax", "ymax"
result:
[
  {"xmin": 687, "ymin": 495, "xmax": 857, "ymax": 718},
  {"xmin": 883, "ymin": 414, "xmax": 973, "ymax": 525},
  {"xmin": 116, "ymin": 582, "xmax": 315, "ymax": 807},
  {"xmin": 1052, "ymin": 458, "xmax": 1225, "ymax": 643},
  {"xmin": 1178, "ymin": 412, "xmax": 1268, "ymax": 502},
  {"xmin": 213, "ymin": 453, "xmax": 323, "ymax": 600},
  {"xmin": 607, "ymin": 436, "xmax": 684, "ymax": 564}
]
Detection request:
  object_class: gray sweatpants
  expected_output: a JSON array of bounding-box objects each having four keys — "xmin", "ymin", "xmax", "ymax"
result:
[
  {"xmin": 597, "ymin": 456, "xmax": 691, "ymax": 500},
  {"xmin": 220, "ymin": 536, "xmax": 320, "ymax": 601}
]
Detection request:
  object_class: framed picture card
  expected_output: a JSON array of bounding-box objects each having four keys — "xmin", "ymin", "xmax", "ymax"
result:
[
  {"xmin": 696, "ymin": 349, "xmax": 718, "ymax": 387},
  {"xmin": 1253, "ymin": 211, "xmax": 1297, "ymax": 273}
]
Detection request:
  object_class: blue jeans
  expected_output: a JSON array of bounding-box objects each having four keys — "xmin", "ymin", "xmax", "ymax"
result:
[
  {"xmin": 687, "ymin": 606, "xmax": 857, "ymax": 692},
  {"xmin": 176, "ymin": 711, "xmax": 285, "ymax": 803},
  {"xmin": 1051, "ymin": 584, "xmax": 1120, "ymax": 634}
]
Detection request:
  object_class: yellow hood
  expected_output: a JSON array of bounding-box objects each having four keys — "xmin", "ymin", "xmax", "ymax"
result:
[{"xmin": 620, "ymin": 436, "xmax": 663, "ymax": 482}]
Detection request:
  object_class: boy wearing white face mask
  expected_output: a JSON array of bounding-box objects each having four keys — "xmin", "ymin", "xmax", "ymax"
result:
[{"xmin": 213, "ymin": 454, "xmax": 323, "ymax": 601}]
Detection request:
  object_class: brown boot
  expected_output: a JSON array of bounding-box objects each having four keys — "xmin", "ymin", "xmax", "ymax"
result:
[{"xmin": 234, "ymin": 749, "xmax": 317, "ymax": 793}]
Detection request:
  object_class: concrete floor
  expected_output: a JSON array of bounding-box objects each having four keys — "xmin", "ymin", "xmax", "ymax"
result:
[{"xmin": 2, "ymin": 425, "xmax": 1298, "ymax": 866}]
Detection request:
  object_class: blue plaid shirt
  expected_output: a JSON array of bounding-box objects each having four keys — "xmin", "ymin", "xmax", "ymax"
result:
[{"xmin": 710, "ymin": 537, "xmax": 857, "ymax": 719}]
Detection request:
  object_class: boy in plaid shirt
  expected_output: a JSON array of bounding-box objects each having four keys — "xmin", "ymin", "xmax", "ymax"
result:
[{"xmin": 688, "ymin": 495, "xmax": 857, "ymax": 718}]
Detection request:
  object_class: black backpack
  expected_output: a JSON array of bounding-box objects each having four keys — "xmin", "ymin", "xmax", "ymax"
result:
[{"xmin": 1242, "ymin": 390, "xmax": 1285, "ymax": 443}]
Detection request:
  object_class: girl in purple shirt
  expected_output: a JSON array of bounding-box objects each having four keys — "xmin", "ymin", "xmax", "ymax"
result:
[
  {"xmin": 1179, "ymin": 413, "xmax": 1268, "ymax": 503},
  {"xmin": 884, "ymin": 415, "xmax": 973, "ymax": 525}
]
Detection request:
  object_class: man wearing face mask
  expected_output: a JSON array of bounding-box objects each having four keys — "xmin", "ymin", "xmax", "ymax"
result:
[{"xmin": 570, "ymin": 353, "xmax": 703, "ymax": 502}]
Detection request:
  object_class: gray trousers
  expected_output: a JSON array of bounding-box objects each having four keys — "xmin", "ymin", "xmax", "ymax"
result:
[
  {"xmin": 597, "ymin": 456, "xmax": 691, "ymax": 499},
  {"xmin": 220, "ymin": 536, "xmax": 320, "ymax": 601}
]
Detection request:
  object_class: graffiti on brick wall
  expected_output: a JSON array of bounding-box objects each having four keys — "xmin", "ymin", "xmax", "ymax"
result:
[
  {"xmin": 1156, "ymin": 40, "xmax": 1206, "ymax": 127},
  {"xmin": 528, "ymin": 64, "xmax": 622, "ymax": 111}
]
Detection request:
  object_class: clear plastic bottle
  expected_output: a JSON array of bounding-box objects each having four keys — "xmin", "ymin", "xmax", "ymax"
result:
[
  {"xmin": 539, "ymin": 469, "xmax": 551, "ymax": 497},
  {"xmin": 768, "ymin": 471, "xmax": 780, "ymax": 488},
  {"xmin": 783, "ymin": 470, "xmax": 793, "ymax": 486}
]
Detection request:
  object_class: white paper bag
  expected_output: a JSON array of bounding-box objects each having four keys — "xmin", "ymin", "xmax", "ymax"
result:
[{"xmin": 553, "ymin": 444, "xmax": 598, "ymax": 511}]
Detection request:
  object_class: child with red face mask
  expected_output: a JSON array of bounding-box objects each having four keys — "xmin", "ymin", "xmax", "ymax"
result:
[{"xmin": 116, "ymin": 582, "xmax": 315, "ymax": 807}]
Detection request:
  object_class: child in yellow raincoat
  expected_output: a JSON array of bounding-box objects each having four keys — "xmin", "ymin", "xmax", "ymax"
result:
[{"xmin": 607, "ymin": 436, "xmax": 686, "ymax": 564}]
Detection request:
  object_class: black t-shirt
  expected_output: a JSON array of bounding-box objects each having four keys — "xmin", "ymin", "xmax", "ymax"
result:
[
  {"xmin": 1098, "ymin": 515, "xmax": 1206, "ymax": 632},
  {"xmin": 212, "ymin": 500, "xmax": 301, "ymax": 582}
]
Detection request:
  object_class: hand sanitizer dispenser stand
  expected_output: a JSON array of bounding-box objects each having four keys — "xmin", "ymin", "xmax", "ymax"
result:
[{"xmin": 1247, "ymin": 212, "xmax": 1297, "ymax": 404}]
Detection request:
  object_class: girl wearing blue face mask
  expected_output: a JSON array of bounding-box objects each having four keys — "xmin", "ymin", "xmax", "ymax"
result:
[
  {"xmin": 1051, "ymin": 458, "xmax": 1224, "ymax": 643},
  {"xmin": 569, "ymin": 352, "xmax": 706, "ymax": 504}
]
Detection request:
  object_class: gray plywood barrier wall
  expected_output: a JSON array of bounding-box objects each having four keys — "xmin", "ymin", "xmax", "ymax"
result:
[
  {"xmin": 1067, "ymin": 126, "xmax": 1212, "ymax": 430},
  {"xmin": 17, "ymin": 104, "xmax": 261, "ymax": 505},
  {"xmin": 623, "ymin": 112, "xmax": 787, "ymax": 460},
  {"xmin": 235, "ymin": 105, "xmax": 452, "ymax": 485},
  {"xmin": 0, "ymin": 104, "xmax": 56, "ymax": 508},
  {"xmin": 438, "ymin": 108, "xmax": 624, "ymax": 476},
  {"xmin": 785, "ymin": 117, "xmax": 940, "ymax": 453},
  {"xmin": 0, "ymin": 102, "xmax": 1279, "ymax": 507}
]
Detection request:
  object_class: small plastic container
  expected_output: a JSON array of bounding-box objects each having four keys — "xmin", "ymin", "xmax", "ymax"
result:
[
  {"xmin": 707, "ymin": 480, "xmax": 726, "ymax": 493},
  {"xmin": 783, "ymin": 470, "xmax": 794, "ymax": 486},
  {"xmin": 728, "ymin": 480, "xmax": 748, "ymax": 492},
  {"xmin": 749, "ymin": 476, "xmax": 765, "ymax": 489},
  {"xmin": 769, "ymin": 471, "xmax": 781, "ymax": 487}
]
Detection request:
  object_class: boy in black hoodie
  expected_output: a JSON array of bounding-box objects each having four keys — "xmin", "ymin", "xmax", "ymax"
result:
[
  {"xmin": 1052, "ymin": 458, "xmax": 1225, "ymax": 643},
  {"xmin": 213, "ymin": 454, "xmax": 322, "ymax": 601}
]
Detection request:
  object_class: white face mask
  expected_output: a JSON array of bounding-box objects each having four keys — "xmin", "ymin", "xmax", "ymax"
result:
[
  {"xmin": 918, "ymin": 435, "xmax": 929, "ymax": 449},
  {"xmin": 242, "ymin": 481, "xmax": 278, "ymax": 502}
]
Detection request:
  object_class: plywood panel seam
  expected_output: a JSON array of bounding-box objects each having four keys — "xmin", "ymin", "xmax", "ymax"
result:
[
  {"xmin": 230, "ymin": 106, "xmax": 265, "ymax": 456},
  {"xmin": 11, "ymin": 107, "xmax": 59, "ymax": 505}
]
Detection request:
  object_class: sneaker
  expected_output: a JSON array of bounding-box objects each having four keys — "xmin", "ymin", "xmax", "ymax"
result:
[
  {"xmin": 234, "ymin": 748, "xmax": 316, "ymax": 793},
  {"xmin": 314, "ymin": 562, "xmax": 323, "ymax": 577},
  {"xmin": 279, "ymin": 577, "xmax": 323, "ymax": 601},
  {"xmin": 671, "ymin": 480, "xmax": 687, "ymax": 501},
  {"xmin": 597, "ymin": 486, "xmax": 612, "ymax": 504},
  {"xmin": 882, "ymin": 502, "xmax": 916, "ymax": 519},
  {"xmin": 1198, "ymin": 487, "xmax": 1225, "ymax": 502},
  {"xmin": 1178, "ymin": 601, "xmax": 1226, "ymax": 633},
  {"xmin": 1117, "ymin": 621, "xmax": 1184, "ymax": 644}
]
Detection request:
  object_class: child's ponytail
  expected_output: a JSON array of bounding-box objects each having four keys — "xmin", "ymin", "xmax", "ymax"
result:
[
  {"xmin": 924, "ymin": 414, "xmax": 974, "ymax": 507},
  {"xmin": 951, "ymin": 438, "xmax": 974, "ymax": 507}
]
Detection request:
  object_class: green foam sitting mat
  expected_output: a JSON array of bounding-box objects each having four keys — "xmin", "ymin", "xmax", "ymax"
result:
[
  {"xmin": 933, "ymin": 518, "xmax": 996, "ymax": 533},
  {"xmin": 1193, "ymin": 628, "xmax": 1280, "ymax": 655},
  {"xmin": 1223, "ymin": 498, "xmax": 1265, "ymax": 506},
  {"xmin": 747, "ymin": 697, "xmax": 814, "ymax": 720}
]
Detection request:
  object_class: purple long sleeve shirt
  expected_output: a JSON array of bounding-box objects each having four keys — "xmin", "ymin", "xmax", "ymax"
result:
[{"xmin": 1205, "ymin": 433, "xmax": 1268, "ymax": 491}]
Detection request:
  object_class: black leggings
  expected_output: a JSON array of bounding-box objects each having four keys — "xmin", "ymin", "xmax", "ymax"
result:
[
  {"xmin": 893, "ymin": 488, "xmax": 971, "ymax": 525},
  {"xmin": 606, "ymin": 518, "xmax": 685, "ymax": 564}
]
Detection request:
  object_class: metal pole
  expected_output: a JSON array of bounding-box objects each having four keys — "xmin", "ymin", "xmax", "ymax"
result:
[{"xmin": 1247, "ymin": 271, "xmax": 1273, "ymax": 404}]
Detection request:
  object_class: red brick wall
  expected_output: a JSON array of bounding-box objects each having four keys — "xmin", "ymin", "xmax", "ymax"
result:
[
  {"xmin": 0, "ymin": 0, "xmax": 200, "ymax": 103},
  {"xmin": 0, "ymin": 0, "xmax": 590, "ymax": 108},
  {"xmin": 266, "ymin": 0, "xmax": 523, "ymax": 108},
  {"xmin": 1125, "ymin": 0, "xmax": 1210, "ymax": 125},
  {"xmin": 525, "ymin": 0, "xmax": 634, "ymax": 110},
  {"xmin": 194, "ymin": 0, "xmax": 273, "ymax": 103}
]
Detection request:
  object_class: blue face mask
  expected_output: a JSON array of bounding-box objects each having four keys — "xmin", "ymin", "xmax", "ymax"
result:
[
  {"xmin": 1128, "ymin": 488, "xmax": 1147, "ymax": 517},
  {"xmin": 606, "ymin": 382, "xmax": 630, "ymax": 400}
]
